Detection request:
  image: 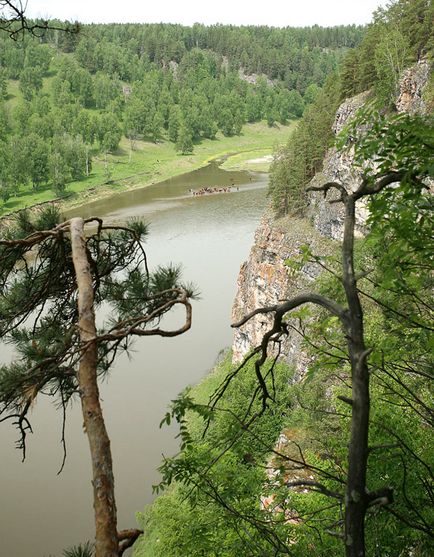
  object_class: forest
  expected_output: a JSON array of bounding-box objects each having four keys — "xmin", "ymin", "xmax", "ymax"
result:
[
  {"xmin": 269, "ymin": 0, "xmax": 434, "ymax": 216},
  {"xmin": 0, "ymin": 20, "xmax": 362, "ymax": 207},
  {"xmin": 0, "ymin": 1, "xmax": 433, "ymax": 557}
]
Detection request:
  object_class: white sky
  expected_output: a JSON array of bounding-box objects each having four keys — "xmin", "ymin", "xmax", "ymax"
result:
[{"xmin": 26, "ymin": 0, "xmax": 390, "ymax": 27}]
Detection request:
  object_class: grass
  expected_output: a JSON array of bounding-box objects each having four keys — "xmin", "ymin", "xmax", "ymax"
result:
[
  {"xmin": 6, "ymin": 75, "xmax": 57, "ymax": 109},
  {"xmin": 221, "ymin": 147, "xmax": 274, "ymax": 172},
  {"xmin": 219, "ymin": 121, "xmax": 297, "ymax": 172},
  {"xmin": 0, "ymin": 120, "xmax": 296, "ymax": 216}
]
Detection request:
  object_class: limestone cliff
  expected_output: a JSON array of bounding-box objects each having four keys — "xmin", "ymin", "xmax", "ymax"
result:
[
  {"xmin": 395, "ymin": 58, "xmax": 430, "ymax": 115},
  {"xmin": 231, "ymin": 60, "xmax": 431, "ymax": 364},
  {"xmin": 231, "ymin": 214, "xmax": 332, "ymax": 376},
  {"xmin": 307, "ymin": 90, "xmax": 370, "ymax": 241},
  {"xmin": 231, "ymin": 90, "xmax": 367, "ymax": 364}
]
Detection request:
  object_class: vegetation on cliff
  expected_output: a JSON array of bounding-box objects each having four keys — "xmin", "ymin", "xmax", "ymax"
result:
[
  {"xmin": 135, "ymin": 355, "xmax": 295, "ymax": 557},
  {"xmin": 269, "ymin": 0, "xmax": 433, "ymax": 217},
  {"xmin": 268, "ymin": 74, "xmax": 341, "ymax": 215}
]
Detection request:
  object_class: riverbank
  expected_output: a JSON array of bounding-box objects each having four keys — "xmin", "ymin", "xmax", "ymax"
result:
[
  {"xmin": 0, "ymin": 121, "xmax": 296, "ymax": 218},
  {"xmin": 134, "ymin": 352, "xmax": 293, "ymax": 556},
  {"xmin": 221, "ymin": 151, "xmax": 274, "ymax": 172}
]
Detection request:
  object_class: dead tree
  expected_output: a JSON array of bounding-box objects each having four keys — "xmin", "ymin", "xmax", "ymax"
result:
[{"xmin": 233, "ymin": 170, "xmax": 423, "ymax": 557}]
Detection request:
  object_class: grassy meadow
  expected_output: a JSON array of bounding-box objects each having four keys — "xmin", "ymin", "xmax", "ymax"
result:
[{"xmin": 0, "ymin": 119, "xmax": 296, "ymax": 216}]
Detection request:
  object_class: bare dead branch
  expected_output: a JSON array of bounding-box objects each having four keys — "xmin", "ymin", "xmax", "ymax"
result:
[
  {"xmin": 354, "ymin": 171, "xmax": 405, "ymax": 199},
  {"xmin": 0, "ymin": 1, "xmax": 79, "ymax": 39},
  {"xmin": 286, "ymin": 480, "xmax": 342, "ymax": 500},
  {"xmin": 307, "ymin": 181, "xmax": 349, "ymax": 202},
  {"xmin": 232, "ymin": 293, "xmax": 348, "ymax": 329}
]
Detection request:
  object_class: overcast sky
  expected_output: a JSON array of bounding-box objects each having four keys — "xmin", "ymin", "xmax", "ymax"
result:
[{"xmin": 26, "ymin": 0, "xmax": 390, "ymax": 27}]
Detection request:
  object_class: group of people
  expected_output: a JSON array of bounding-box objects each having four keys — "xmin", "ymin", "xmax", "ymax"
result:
[{"xmin": 189, "ymin": 185, "xmax": 239, "ymax": 196}]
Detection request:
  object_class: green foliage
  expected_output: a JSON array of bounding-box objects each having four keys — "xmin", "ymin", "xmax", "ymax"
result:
[
  {"xmin": 279, "ymin": 109, "xmax": 433, "ymax": 555},
  {"xmin": 338, "ymin": 107, "xmax": 434, "ymax": 182},
  {"xmin": 49, "ymin": 150, "xmax": 67, "ymax": 195},
  {"xmin": 24, "ymin": 44, "xmax": 53, "ymax": 75},
  {"xmin": 136, "ymin": 356, "xmax": 295, "ymax": 556},
  {"xmin": 62, "ymin": 541, "xmax": 94, "ymax": 557},
  {"xmin": 287, "ymin": 225, "xmax": 434, "ymax": 555},
  {"xmin": 0, "ymin": 21, "xmax": 361, "ymax": 204},
  {"xmin": 97, "ymin": 112, "xmax": 122, "ymax": 153},
  {"xmin": 25, "ymin": 134, "xmax": 50, "ymax": 189},
  {"xmin": 93, "ymin": 72, "xmax": 120, "ymax": 109},
  {"xmin": 19, "ymin": 66, "xmax": 43, "ymax": 100},
  {"xmin": 175, "ymin": 122, "xmax": 193, "ymax": 154},
  {"xmin": 373, "ymin": 27, "xmax": 411, "ymax": 106},
  {"xmin": 0, "ymin": 68, "xmax": 7, "ymax": 99},
  {"xmin": 340, "ymin": 0, "xmax": 433, "ymax": 102},
  {"xmin": 268, "ymin": 75, "xmax": 341, "ymax": 216},
  {"xmin": 270, "ymin": 0, "xmax": 433, "ymax": 219}
]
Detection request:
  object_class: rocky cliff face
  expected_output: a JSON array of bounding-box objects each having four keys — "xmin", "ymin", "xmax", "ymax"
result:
[
  {"xmin": 231, "ymin": 60, "xmax": 431, "ymax": 364},
  {"xmin": 395, "ymin": 58, "xmax": 430, "ymax": 115},
  {"xmin": 231, "ymin": 214, "xmax": 332, "ymax": 376},
  {"xmin": 231, "ymin": 90, "xmax": 368, "ymax": 364},
  {"xmin": 308, "ymin": 90, "xmax": 370, "ymax": 241}
]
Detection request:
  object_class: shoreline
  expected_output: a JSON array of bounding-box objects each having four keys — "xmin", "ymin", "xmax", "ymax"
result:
[
  {"xmin": 60, "ymin": 147, "xmax": 268, "ymax": 216},
  {"xmin": 0, "ymin": 121, "xmax": 295, "ymax": 222},
  {"xmin": 0, "ymin": 149, "xmax": 260, "ymax": 225}
]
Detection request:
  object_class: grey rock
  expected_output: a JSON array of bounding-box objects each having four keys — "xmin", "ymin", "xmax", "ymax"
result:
[{"xmin": 231, "ymin": 60, "xmax": 431, "ymax": 373}]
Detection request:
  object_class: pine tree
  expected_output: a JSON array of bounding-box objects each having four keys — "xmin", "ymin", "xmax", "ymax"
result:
[
  {"xmin": 0, "ymin": 208, "xmax": 194, "ymax": 557},
  {"xmin": 176, "ymin": 121, "xmax": 193, "ymax": 154}
]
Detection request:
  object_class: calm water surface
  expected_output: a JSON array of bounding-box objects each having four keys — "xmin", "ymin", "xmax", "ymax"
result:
[{"xmin": 0, "ymin": 163, "xmax": 267, "ymax": 556}]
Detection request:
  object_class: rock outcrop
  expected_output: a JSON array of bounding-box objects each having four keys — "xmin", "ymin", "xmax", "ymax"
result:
[
  {"xmin": 396, "ymin": 58, "xmax": 430, "ymax": 115},
  {"xmin": 308, "ymin": 90, "xmax": 370, "ymax": 241},
  {"xmin": 238, "ymin": 68, "xmax": 274, "ymax": 87},
  {"xmin": 231, "ymin": 213, "xmax": 332, "ymax": 377},
  {"xmin": 231, "ymin": 60, "xmax": 431, "ymax": 364},
  {"xmin": 231, "ymin": 90, "xmax": 367, "ymax": 364}
]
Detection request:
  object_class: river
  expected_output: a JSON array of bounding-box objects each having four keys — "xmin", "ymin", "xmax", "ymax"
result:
[{"xmin": 0, "ymin": 162, "xmax": 267, "ymax": 557}]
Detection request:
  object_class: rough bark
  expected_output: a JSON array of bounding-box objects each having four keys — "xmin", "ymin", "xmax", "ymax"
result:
[{"xmin": 70, "ymin": 217, "xmax": 118, "ymax": 557}]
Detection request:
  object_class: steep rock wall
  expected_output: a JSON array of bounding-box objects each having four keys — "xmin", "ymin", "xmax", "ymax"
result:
[
  {"xmin": 231, "ymin": 60, "xmax": 431, "ymax": 364},
  {"xmin": 231, "ymin": 91, "xmax": 364, "ymax": 364},
  {"xmin": 307, "ymin": 90, "xmax": 370, "ymax": 241},
  {"xmin": 231, "ymin": 214, "xmax": 332, "ymax": 375},
  {"xmin": 396, "ymin": 58, "xmax": 430, "ymax": 115}
]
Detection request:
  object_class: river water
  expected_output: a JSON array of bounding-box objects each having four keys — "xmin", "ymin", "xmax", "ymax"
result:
[{"xmin": 0, "ymin": 162, "xmax": 267, "ymax": 557}]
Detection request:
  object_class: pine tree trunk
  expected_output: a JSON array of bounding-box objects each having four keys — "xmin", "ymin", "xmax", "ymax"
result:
[{"xmin": 70, "ymin": 217, "xmax": 118, "ymax": 557}]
